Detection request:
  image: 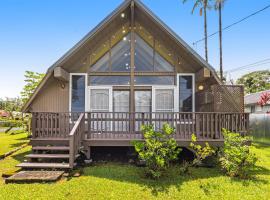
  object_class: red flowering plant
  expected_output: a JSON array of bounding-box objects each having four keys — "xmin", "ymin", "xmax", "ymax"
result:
[{"xmin": 257, "ymin": 92, "xmax": 270, "ymax": 114}]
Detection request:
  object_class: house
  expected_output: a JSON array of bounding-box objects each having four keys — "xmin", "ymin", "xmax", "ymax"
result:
[
  {"xmin": 245, "ymin": 90, "xmax": 270, "ymax": 113},
  {"xmin": 19, "ymin": 0, "xmax": 249, "ymax": 170},
  {"xmin": 0, "ymin": 110, "xmax": 10, "ymax": 118}
]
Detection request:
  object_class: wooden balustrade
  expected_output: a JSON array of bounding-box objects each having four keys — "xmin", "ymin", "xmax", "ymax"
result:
[
  {"xmin": 31, "ymin": 112, "xmax": 249, "ymax": 142},
  {"xmin": 69, "ymin": 113, "xmax": 85, "ymax": 167},
  {"xmin": 31, "ymin": 112, "xmax": 81, "ymax": 138},
  {"xmin": 87, "ymin": 112, "xmax": 249, "ymax": 140}
]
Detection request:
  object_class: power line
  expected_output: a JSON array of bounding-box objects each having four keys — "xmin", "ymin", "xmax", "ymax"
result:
[
  {"xmin": 193, "ymin": 4, "xmax": 270, "ymax": 46},
  {"xmin": 225, "ymin": 58, "xmax": 270, "ymax": 73}
]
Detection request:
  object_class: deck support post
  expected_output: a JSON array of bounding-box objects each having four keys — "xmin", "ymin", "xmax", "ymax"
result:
[{"xmin": 86, "ymin": 146, "xmax": 91, "ymax": 160}]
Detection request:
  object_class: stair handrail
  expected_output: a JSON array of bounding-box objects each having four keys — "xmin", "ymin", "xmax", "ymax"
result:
[{"xmin": 69, "ymin": 113, "xmax": 85, "ymax": 168}]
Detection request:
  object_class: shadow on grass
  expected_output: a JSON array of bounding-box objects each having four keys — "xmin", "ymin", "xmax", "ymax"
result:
[
  {"xmin": 81, "ymin": 163, "xmax": 223, "ymax": 196},
  {"xmin": 9, "ymin": 142, "xmax": 28, "ymax": 150},
  {"xmin": 253, "ymin": 142, "xmax": 270, "ymax": 149}
]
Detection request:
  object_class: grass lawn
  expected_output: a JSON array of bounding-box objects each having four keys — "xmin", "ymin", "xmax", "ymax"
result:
[
  {"xmin": 0, "ymin": 143, "xmax": 269, "ymax": 200},
  {"xmin": 0, "ymin": 132, "xmax": 29, "ymax": 156}
]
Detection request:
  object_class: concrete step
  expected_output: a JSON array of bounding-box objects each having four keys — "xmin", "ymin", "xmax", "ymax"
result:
[
  {"xmin": 17, "ymin": 162, "xmax": 73, "ymax": 169},
  {"xmin": 25, "ymin": 154, "xmax": 70, "ymax": 159},
  {"xmin": 32, "ymin": 146, "xmax": 70, "ymax": 151},
  {"xmin": 5, "ymin": 171, "xmax": 65, "ymax": 184}
]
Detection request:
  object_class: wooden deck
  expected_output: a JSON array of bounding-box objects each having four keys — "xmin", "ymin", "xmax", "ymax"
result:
[
  {"xmin": 20, "ymin": 112, "xmax": 249, "ymax": 169},
  {"xmin": 31, "ymin": 112, "xmax": 249, "ymax": 142}
]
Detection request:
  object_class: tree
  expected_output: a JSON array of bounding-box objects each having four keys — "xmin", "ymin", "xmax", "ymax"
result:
[
  {"xmin": 258, "ymin": 92, "xmax": 270, "ymax": 113},
  {"xmin": 20, "ymin": 71, "xmax": 45, "ymax": 104},
  {"xmin": 215, "ymin": 0, "xmax": 226, "ymax": 81},
  {"xmin": 236, "ymin": 70, "xmax": 270, "ymax": 94},
  {"xmin": 182, "ymin": 0, "xmax": 212, "ymax": 62}
]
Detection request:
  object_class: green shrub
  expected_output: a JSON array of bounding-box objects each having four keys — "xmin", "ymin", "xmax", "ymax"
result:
[
  {"xmin": 190, "ymin": 134, "xmax": 216, "ymax": 166},
  {"xmin": 219, "ymin": 129, "xmax": 257, "ymax": 179},
  {"xmin": 0, "ymin": 119, "xmax": 23, "ymax": 128},
  {"xmin": 132, "ymin": 124, "xmax": 181, "ymax": 179}
]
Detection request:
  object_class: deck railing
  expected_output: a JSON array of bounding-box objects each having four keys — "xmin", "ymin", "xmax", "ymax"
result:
[
  {"xmin": 31, "ymin": 112, "xmax": 249, "ymax": 141},
  {"xmin": 31, "ymin": 112, "xmax": 81, "ymax": 138},
  {"xmin": 69, "ymin": 113, "xmax": 85, "ymax": 167},
  {"xmin": 87, "ymin": 112, "xmax": 249, "ymax": 140}
]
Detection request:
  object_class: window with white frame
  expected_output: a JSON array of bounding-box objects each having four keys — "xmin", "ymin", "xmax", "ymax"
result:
[
  {"xmin": 178, "ymin": 75, "xmax": 194, "ymax": 112},
  {"xmin": 71, "ymin": 74, "xmax": 86, "ymax": 112}
]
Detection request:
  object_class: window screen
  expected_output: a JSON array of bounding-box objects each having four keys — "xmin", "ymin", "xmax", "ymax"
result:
[
  {"xmin": 155, "ymin": 89, "xmax": 174, "ymax": 112},
  {"xmin": 90, "ymin": 89, "xmax": 109, "ymax": 112}
]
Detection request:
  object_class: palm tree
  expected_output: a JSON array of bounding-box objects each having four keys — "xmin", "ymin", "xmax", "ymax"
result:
[
  {"xmin": 182, "ymin": 0, "xmax": 211, "ymax": 62},
  {"xmin": 215, "ymin": 0, "xmax": 226, "ymax": 81}
]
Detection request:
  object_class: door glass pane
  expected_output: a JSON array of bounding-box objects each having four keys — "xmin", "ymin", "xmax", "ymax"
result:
[
  {"xmin": 135, "ymin": 91, "xmax": 151, "ymax": 131},
  {"xmin": 111, "ymin": 33, "xmax": 131, "ymax": 71},
  {"xmin": 135, "ymin": 91, "xmax": 151, "ymax": 112},
  {"xmin": 113, "ymin": 91, "xmax": 129, "ymax": 112},
  {"xmin": 155, "ymin": 89, "xmax": 174, "ymax": 112},
  {"xmin": 90, "ymin": 89, "xmax": 109, "ymax": 111},
  {"xmin": 135, "ymin": 34, "xmax": 154, "ymax": 71},
  {"xmin": 113, "ymin": 91, "xmax": 130, "ymax": 132},
  {"xmin": 179, "ymin": 76, "xmax": 193, "ymax": 112},
  {"xmin": 71, "ymin": 75, "xmax": 85, "ymax": 112}
]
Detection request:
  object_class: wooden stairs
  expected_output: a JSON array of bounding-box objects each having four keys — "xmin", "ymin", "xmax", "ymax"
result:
[{"xmin": 17, "ymin": 138, "xmax": 79, "ymax": 170}]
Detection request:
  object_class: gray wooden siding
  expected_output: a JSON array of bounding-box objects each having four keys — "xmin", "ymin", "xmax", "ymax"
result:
[{"xmin": 29, "ymin": 76, "xmax": 69, "ymax": 112}]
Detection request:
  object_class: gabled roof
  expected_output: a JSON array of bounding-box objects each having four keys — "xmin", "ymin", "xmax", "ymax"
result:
[
  {"xmin": 245, "ymin": 89, "xmax": 270, "ymax": 105},
  {"xmin": 22, "ymin": 0, "xmax": 221, "ymax": 112}
]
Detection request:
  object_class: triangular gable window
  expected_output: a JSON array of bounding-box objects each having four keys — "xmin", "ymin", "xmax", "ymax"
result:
[
  {"xmin": 111, "ymin": 33, "xmax": 131, "ymax": 71},
  {"xmin": 90, "ymin": 33, "xmax": 174, "ymax": 72},
  {"xmin": 90, "ymin": 34, "xmax": 131, "ymax": 72},
  {"xmin": 135, "ymin": 33, "xmax": 174, "ymax": 72}
]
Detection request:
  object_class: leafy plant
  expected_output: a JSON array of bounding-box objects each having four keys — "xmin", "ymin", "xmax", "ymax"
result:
[
  {"xmin": 132, "ymin": 124, "xmax": 181, "ymax": 179},
  {"xmin": 190, "ymin": 134, "xmax": 216, "ymax": 166},
  {"xmin": 219, "ymin": 129, "xmax": 257, "ymax": 178}
]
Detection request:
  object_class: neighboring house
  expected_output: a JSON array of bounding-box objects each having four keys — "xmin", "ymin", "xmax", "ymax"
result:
[
  {"xmin": 0, "ymin": 110, "xmax": 10, "ymax": 118},
  {"xmin": 19, "ymin": 0, "xmax": 249, "ymax": 170},
  {"xmin": 245, "ymin": 90, "xmax": 270, "ymax": 113}
]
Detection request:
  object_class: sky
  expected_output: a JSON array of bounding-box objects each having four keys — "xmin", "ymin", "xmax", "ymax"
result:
[{"xmin": 0, "ymin": 0, "xmax": 270, "ymax": 98}]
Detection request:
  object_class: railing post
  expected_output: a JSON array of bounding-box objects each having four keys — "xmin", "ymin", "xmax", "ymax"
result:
[
  {"xmin": 69, "ymin": 135, "xmax": 74, "ymax": 168},
  {"xmin": 31, "ymin": 113, "xmax": 36, "ymax": 138},
  {"xmin": 142, "ymin": 112, "xmax": 145, "ymax": 126}
]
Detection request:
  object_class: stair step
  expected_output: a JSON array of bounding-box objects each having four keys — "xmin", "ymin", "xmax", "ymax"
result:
[
  {"xmin": 31, "ymin": 138, "xmax": 69, "ymax": 141},
  {"xmin": 25, "ymin": 154, "xmax": 70, "ymax": 159},
  {"xmin": 17, "ymin": 162, "xmax": 73, "ymax": 169},
  {"xmin": 32, "ymin": 146, "xmax": 70, "ymax": 151}
]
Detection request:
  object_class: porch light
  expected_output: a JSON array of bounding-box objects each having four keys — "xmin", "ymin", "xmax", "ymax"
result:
[
  {"xmin": 121, "ymin": 13, "xmax": 125, "ymax": 18},
  {"xmin": 123, "ymin": 37, "xmax": 127, "ymax": 41},
  {"xmin": 198, "ymin": 85, "xmax": 204, "ymax": 91}
]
